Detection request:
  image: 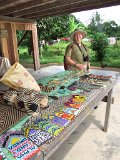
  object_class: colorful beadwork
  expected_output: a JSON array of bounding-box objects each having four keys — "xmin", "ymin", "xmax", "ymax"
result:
[
  {"xmin": 7, "ymin": 136, "xmax": 41, "ymax": 160},
  {"xmin": 50, "ymin": 116, "xmax": 70, "ymax": 127},
  {"xmin": 28, "ymin": 129, "xmax": 52, "ymax": 146},
  {"xmin": 55, "ymin": 112, "xmax": 75, "ymax": 120},
  {"xmin": 34, "ymin": 118, "xmax": 64, "ymax": 136},
  {"xmin": 62, "ymin": 107, "xmax": 80, "ymax": 116}
]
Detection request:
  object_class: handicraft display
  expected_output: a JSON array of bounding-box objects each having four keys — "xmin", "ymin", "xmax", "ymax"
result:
[
  {"xmin": 55, "ymin": 112, "xmax": 75, "ymax": 120},
  {"xmin": 64, "ymin": 95, "xmax": 86, "ymax": 110},
  {"xmin": 89, "ymin": 74, "xmax": 112, "ymax": 80},
  {"xmin": 28, "ymin": 129, "xmax": 52, "ymax": 146},
  {"xmin": 37, "ymin": 71, "xmax": 84, "ymax": 93},
  {"xmin": 62, "ymin": 107, "xmax": 80, "ymax": 116},
  {"xmin": 34, "ymin": 118, "xmax": 64, "ymax": 136},
  {"xmin": 6, "ymin": 136, "xmax": 40, "ymax": 160},
  {"xmin": 0, "ymin": 70, "xmax": 116, "ymax": 160},
  {"xmin": 50, "ymin": 116, "xmax": 70, "ymax": 127}
]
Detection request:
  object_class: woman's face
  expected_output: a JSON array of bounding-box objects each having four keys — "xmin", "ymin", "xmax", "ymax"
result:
[{"xmin": 74, "ymin": 32, "xmax": 83, "ymax": 43}]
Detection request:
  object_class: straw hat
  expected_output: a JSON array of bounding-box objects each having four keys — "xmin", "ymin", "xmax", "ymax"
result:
[{"xmin": 70, "ymin": 28, "xmax": 87, "ymax": 41}]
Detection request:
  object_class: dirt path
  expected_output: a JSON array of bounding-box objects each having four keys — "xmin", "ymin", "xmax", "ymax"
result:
[{"xmin": 22, "ymin": 63, "xmax": 120, "ymax": 72}]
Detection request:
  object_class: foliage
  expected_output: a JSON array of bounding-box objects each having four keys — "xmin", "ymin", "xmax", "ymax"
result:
[
  {"xmin": 87, "ymin": 11, "xmax": 120, "ymax": 39},
  {"xmin": 36, "ymin": 14, "xmax": 86, "ymax": 42},
  {"xmin": 19, "ymin": 41, "xmax": 69, "ymax": 64},
  {"xmin": 103, "ymin": 21, "xmax": 118, "ymax": 37},
  {"xmin": 69, "ymin": 16, "xmax": 86, "ymax": 33},
  {"xmin": 17, "ymin": 12, "xmax": 120, "ymax": 69},
  {"xmin": 90, "ymin": 32, "xmax": 109, "ymax": 65},
  {"xmin": 37, "ymin": 15, "xmax": 74, "ymax": 41},
  {"xmin": 105, "ymin": 46, "xmax": 120, "ymax": 59},
  {"xmin": 17, "ymin": 30, "xmax": 33, "ymax": 55},
  {"xmin": 117, "ymin": 26, "xmax": 120, "ymax": 38},
  {"xmin": 87, "ymin": 11, "xmax": 103, "ymax": 35},
  {"xmin": 17, "ymin": 30, "xmax": 32, "ymax": 46}
]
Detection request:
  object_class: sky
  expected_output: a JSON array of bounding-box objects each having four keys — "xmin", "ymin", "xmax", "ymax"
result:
[{"xmin": 72, "ymin": 5, "xmax": 120, "ymax": 26}]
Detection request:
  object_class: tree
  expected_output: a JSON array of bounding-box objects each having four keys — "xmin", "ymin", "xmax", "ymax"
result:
[
  {"xmin": 117, "ymin": 25, "xmax": 120, "ymax": 39},
  {"xmin": 91, "ymin": 32, "xmax": 109, "ymax": 67},
  {"xmin": 37, "ymin": 15, "xmax": 72, "ymax": 42},
  {"xmin": 36, "ymin": 14, "xmax": 85, "ymax": 42},
  {"xmin": 69, "ymin": 15, "xmax": 86, "ymax": 33},
  {"xmin": 16, "ymin": 30, "xmax": 33, "ymax": 55},
  {"xmin": 103, "ymin": 20, "xmax": 118, "ymax": 37},
  {"xmin": 88, "ymin": 11, "xmax": 103, "ymax": 35}
]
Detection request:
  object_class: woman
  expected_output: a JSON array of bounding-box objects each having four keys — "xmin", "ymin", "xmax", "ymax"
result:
[{"xmin": 64, "ymin": 28, "xmax": 90, "ymax": 72}]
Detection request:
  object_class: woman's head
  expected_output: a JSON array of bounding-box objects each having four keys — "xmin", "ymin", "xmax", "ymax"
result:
[
  {"xmin": 70, "ymin": 28, "xmax": 87, "ymax": 43},
  {"xmin": 74, "ymin": 32, "xmax": 83, "ymax": 43}
]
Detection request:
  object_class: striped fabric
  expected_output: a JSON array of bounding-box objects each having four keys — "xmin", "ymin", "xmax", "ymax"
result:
[
  {"xmin": 16, "ymin": 94, "xmax": 40, "ymax": 115},
  {"xmin": 0, "ymin": 104, "xmax": 26, "ymax": 134},
  {"xmin": 3, "ymin": 90, "xmax": 17, "ymax": 104},
  {"xmin": 2, "ymin": 89, "xmax": 48, "ymax": 115}
]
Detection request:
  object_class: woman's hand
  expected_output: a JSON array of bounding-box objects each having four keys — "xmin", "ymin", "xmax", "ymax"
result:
[{"xmin": 76, "ymin": 64, "xmax": 87, "ymax": 70}]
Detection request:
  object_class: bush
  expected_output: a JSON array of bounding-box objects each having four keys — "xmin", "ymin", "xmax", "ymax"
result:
[
  {"xmin": 91, "ymin": 32, "xmax": 109, "ymax": 66},
  {"xmin": 105, "ymin": 47, "xmax": 120, "ymax": 59},
  {"xmin": 89, "ymin": 49, "xmax": 96, "ymax": 61}
]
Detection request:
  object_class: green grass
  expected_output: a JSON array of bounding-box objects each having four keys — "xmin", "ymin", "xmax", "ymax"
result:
[
  {"xmin": 106, "ymin": 58, "xmax": 120, "ymax": 68},
  {"xmin": 19, "ymin": 41, "xmax": 120, "ymax": 68}
]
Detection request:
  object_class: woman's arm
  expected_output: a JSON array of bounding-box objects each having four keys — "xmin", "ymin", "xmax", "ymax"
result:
[{"xmin": 66, "ymin": 56, "xmax": 86, "ymax": 70}]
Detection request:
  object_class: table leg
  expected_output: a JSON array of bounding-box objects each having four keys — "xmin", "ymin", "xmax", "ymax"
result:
[{"xmin": 104, "ymin": 89, "xmax": 113, "ymax": 132}]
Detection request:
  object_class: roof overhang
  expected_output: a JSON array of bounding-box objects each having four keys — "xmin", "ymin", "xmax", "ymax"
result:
[{"xmin": 0, "ymin": 0, "xmax": 119, "ymax": 20}]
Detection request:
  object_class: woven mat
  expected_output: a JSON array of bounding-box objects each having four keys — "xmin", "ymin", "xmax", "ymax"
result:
[{"xmin": 0, "ymin": 104, "xmax": 26, "ymax": 134}]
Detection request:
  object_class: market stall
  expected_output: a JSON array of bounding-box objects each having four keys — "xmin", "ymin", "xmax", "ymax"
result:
[{"xmin": 0, "ymin": 69, "xmax": 119, "ymax": 160}]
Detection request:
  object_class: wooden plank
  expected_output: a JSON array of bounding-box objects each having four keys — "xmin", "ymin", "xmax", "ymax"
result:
[
  {"xmin": 5, "ymin": 22, "xmax": 19, "ymax": 65},
  {"xmin": 0, "ymin": 21, "xmax": 5, "ymax": 29},
  {"xmin": 0, "ymin": 0, "xmax": 24, "ymax": 10},
  {"xmin": 31, "ymin": 24, "xmax": 40, "ymax": 70},
  {"xmin": 0, "ymin": 0, "xmax": 56, "ymax": 15},
  {"xmin": 25, "ymin": 0, "xmax": 91, "ymax": 18},
  {"xmin": 14, "ymin": 0, "xmax": 118, "ymax": 18},
  {"xmin": 0, "ymin": 16, "xmax": 35, "ymax": 23},
  {"xmin": 0, "ymin": 38, "xmax": 2, "ymax": 56},
  {"xmin": 16, "ymin": 23, "xmax": 33, "ymax": 30},
  {"xmin": 28, "ymin": 0, "xmax": 120, "ymax": 18},
  {"xmin": 0, "ymin": 0, "xmax": 119, "ymax": 19},
  {"xmin": 13, "ymin": 0, "xmax": 86, "ymax": 17},
  {"xmin": 0, "ymin": 37, "xmax": 9, "ymax": 58},
  {"xmin": 0, "ymin": 22, "xmax": 9, "ymax": 58}
]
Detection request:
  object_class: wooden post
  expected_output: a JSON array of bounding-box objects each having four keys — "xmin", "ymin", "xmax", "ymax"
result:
[
  {"xmin": 0, "ymin": 26, "xmax": 9, "ymax": 58},
  {"xmin": 31, "ymin": 23, "xmax": 40, "ymax": 70},
  {"xmin": 5, "ymin": 22, "xmax": 19, "ymax": 65},
  {"xmin": 104, "ymin": 89, "xmax": 113, "ymax": 132}
]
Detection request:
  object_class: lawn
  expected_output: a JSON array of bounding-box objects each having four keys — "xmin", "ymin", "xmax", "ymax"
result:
[{"xmin": 19, "ymin": 40, "xmax": 120, "ymax": 68}]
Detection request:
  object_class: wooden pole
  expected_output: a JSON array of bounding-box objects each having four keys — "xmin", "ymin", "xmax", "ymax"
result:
[
  {"xmin": 104, "ymin": 89, "xmax": 113, "ymax": 132},
  {"xmin": 5, "ymin": 22, "xmax": 19, "ymax": 65},
  {"xmin": 31, "ymin": 23, "xmax": 40, "ymax": 70}
]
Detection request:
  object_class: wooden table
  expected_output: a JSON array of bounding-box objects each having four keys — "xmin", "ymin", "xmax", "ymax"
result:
[
  {"xmin": 0, "ymin": 69, "xmax": 119, "ymax": 160},
  {"xmin": 36, "ymin": 69, "xmax": 119, "ymax": 160}
]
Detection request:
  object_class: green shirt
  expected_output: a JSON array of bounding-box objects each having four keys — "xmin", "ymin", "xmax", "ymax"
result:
[{"xmin": 65, "ymin": 42, "xmax": 89, "ymax": 71}]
